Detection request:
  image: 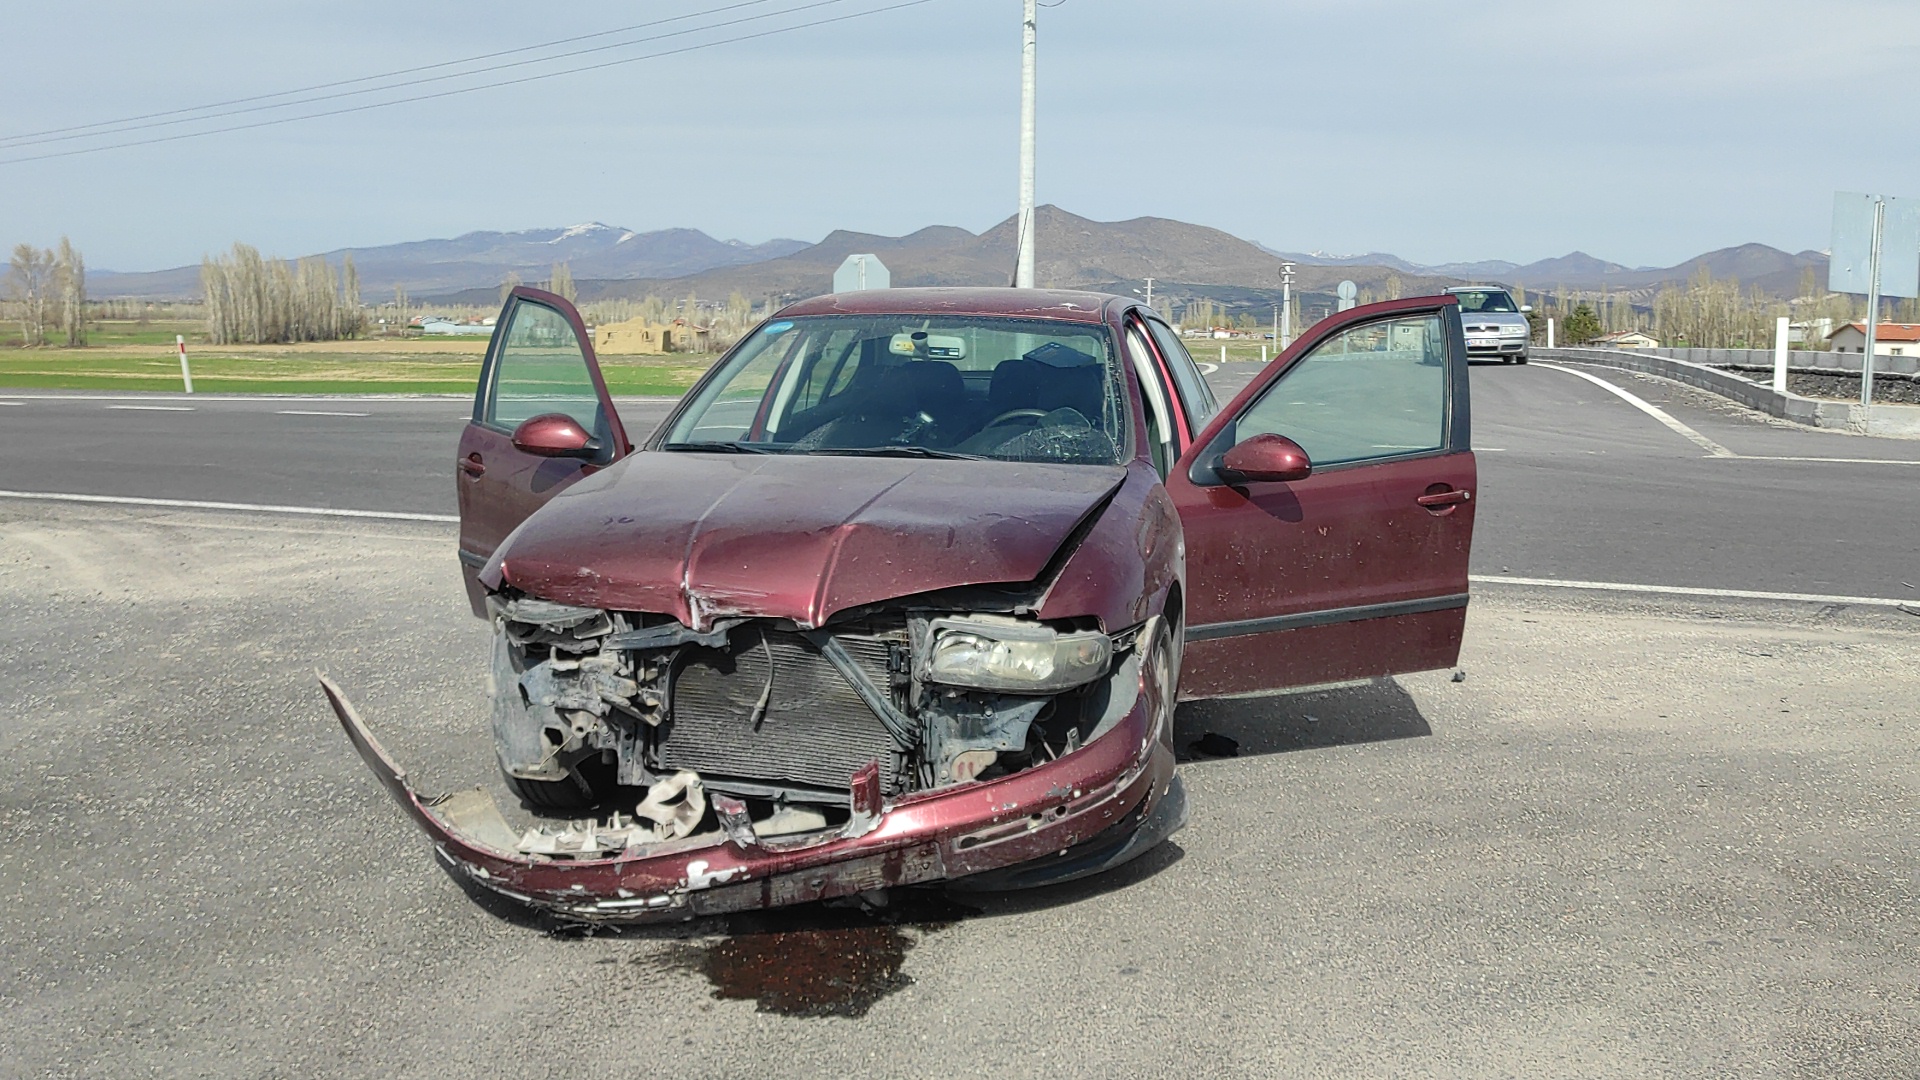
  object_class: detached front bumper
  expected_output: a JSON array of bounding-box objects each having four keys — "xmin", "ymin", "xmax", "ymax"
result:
[{"xmin": 319, "ymin": 676, "xmax": 1178, "ymax": 923}]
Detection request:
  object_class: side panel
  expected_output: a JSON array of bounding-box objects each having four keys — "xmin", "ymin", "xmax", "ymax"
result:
[{"xmin": 1173, "ymin": 452, "xmax": 1475, "ymax": 698}]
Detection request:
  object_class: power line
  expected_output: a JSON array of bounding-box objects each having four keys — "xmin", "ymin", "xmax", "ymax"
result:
[
  {"xmin": 0, "ymin": 0, "xmax": 860, "ymax": 151},
  {"xmin": 0, "ymin": 0, "xmax": 789, "ymax": 146},
  {"xmin": 0, "ymin": 0, "xmax": 940, "ymax": 166}
]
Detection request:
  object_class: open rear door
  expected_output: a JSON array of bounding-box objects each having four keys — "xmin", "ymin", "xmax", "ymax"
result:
[
  {"xmin": 455, "ymin": 287, "xmax": 630, "ymax": 615},
  {"xmin": 1167, "ymin": 295, "xmax": 1474, "ymax": 699}
]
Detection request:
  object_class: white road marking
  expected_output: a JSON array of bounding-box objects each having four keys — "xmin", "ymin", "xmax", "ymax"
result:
[
  {"xmin": 1731, "ymin": 455, "xmax": 1920, "ymax": 466},
  {"xmin": 106, "ymin": 404, "xmax": 194, "ymax": 412},
  {"xmin": 1472, "ymin": 574, "xmax": 1917, "ymax": 610},
  {"xmin": 1532, "ymin": 362, "xmax": 1736, "ymax": 457},
  {"xmin": 0, "ymin": 489, "xmax": 458, "ymax": 523},
  {"xmin": 0, "ymin": 401, "xmax": 22, "ymax": 406},
  {"xmin": 1198, "ymin": 363, "xmax": 1219, "ymax": 374},
  {"xmin": 276, "ymin": 409, "xmax": 371, "ymax": 417}
]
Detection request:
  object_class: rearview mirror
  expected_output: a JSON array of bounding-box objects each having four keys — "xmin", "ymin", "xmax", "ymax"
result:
[
  {"xmin": 511, "ymin": 413, "xmax": 600, "ymax": 458},
  {"xmin": 1216, "ymin": 433, "xmax": 1312, "ymax": 484},
  {"xmin": 1519, "ymin": 304, "xmax": 1533, "ymax": 313}
]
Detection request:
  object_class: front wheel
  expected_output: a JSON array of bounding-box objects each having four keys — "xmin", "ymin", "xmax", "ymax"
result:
[{"xmin": 1145, "ymin": 618, "xmax": 1181, "ymax": 752}]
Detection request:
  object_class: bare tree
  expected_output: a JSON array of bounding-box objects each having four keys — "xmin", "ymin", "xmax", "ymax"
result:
[
  {"xmin": 500, "ymin": 271, "xmax": 522, "ymax": 306},
  {"xmin": 54, "ymin": 237, "xmax": 86, "ymax": 346},
  {"xmin": 200, "ymin": 242, "xmax": 365, "ymax": 344},
  {"xmin": 549, "ymin": 261, "xmax": 576, "ymax": 304},
  {"xmin": 7, "ymin": 243, "xmax": 56, "ymax": 346}
]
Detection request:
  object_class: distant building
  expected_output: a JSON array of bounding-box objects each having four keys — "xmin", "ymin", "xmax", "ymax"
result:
[
  {"xmin": 419, "ymin": 316, "xmax": 492, "ymax": 336},
  {"xmin": 1826, "ymin": 322, "xmax": 1920, "ymax": 357},
  {"xmin": 596, "ymin": 316, "xmax": 711, "ymax": 355},
  {"xmin": 1596, "ymin": 329, "xmax": 1660, "ymax": 349}
]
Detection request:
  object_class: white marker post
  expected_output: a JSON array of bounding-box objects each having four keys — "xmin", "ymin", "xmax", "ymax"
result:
[
  {"xmin": 1773, "ymin": 316, "xmax": 1791, "ymax": 394},
  {"xmin": 176, "ymin": 335, "xmax": 194, "ymax": 394},
  {"xmin": 1546, "ymin": 318, "xmax": 1555, "ymax": 350}
]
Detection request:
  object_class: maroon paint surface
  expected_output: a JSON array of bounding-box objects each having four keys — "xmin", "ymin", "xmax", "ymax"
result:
[
  {"xmin": 483, "ymin": 452, "xmax": 1128, "ymax": 629},
  {"xmin": 322, "ymin": 675, "xmax": 1172, "ymax": 922},
  {"xmin": 1167, "ymin": 295, "xmax": 1476, "ymax": 699}
]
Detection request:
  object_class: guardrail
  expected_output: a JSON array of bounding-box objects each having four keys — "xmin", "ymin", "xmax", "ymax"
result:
[{"xmin": 1533, "ymin": 347, "xmax": 1920, "ymax": 438}]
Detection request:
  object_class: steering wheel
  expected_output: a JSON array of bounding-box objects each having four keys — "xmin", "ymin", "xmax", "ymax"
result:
[{"xmin": 983, "ymin": 408, "xmax": 1050, "ymax": 429}]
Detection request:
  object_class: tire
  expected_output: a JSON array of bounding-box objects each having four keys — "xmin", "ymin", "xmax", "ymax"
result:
[
  {"xmin": 505, "ymin": 754, "xmax": 616, "ymax": 812},
  {"xmin": 1516, "ymin": 354, "xmax": 1529, "ymax": 365},
  {"xmin": 1146, "ymin": 619, "xmax": 1180, "ymax": 752}
]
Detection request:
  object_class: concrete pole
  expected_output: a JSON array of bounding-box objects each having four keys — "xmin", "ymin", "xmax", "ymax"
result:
[
  {"xmin": 1862, "ymin": 197, "xmax": 1884, "ymax": 407},
  {"xmin": 1014, "ymin": 0, "xmax": 1037, "ymax": 289},
  {"xmin": 1773, "ymin": 316, "xmax": 1791, "ymax": 394},
  {"xmin": 1546, "ymin": 317, "xmax": 1555, "ymax": 350}
]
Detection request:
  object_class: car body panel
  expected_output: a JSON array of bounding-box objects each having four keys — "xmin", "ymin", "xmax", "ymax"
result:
[
  {"xmin": 320, "ymin": 670, "xmax": 1173, "ymax": 922},
  {"xmin": 480, "ymin": 451, "xmax": 1128, "ymax": 630},
  {"xmin": 456, "ymin": 287, "xmax": 630, "ymax": 613},
  {"xmin": 1168, "ymin": 295, "xmax": 1475, "ymax": 699}
]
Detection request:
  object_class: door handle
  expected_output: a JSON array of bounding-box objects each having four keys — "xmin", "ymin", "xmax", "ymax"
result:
[
  {"xmin": 1416, "ymin": 488, "xmax": 1470, "ymax": 508},
  {"xmin": 460, "ymin": 454, "xmax": 486, "ymax": 478}
]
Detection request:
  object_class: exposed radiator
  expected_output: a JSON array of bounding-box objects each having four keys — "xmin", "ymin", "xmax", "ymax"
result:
[{"xmin": 660, "ymin": 629, "xmax": 901, "ymax": 794}]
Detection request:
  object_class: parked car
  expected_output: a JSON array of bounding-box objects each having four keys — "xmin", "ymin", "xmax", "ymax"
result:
[
  {"xmin": 321, "ymin": 285, "xmax": 1478, "ymax": 923},
  {"xmin": 1445, "ymin": 285, "xmax": 1532, "ymax": 363}
]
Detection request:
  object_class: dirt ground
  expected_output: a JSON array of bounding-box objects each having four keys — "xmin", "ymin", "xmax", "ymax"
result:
[{"xmin": 1, "ymin": 502, "xmax": 1915, "ymax": 1078}]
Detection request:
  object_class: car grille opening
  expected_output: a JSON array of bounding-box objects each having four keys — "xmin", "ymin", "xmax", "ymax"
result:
[{"xmin": 657, "ymin": 628, "xmax": 904, "ymax": 798}]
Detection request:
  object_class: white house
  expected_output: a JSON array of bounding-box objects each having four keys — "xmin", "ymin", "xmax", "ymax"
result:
[
  {"xmin": 1826, "ymin": 322, "xmax": 1920, "ymax": 357},
  {"xmin": 1596, "ymin": 329, "xmax": 1660, "ymax": 349}
]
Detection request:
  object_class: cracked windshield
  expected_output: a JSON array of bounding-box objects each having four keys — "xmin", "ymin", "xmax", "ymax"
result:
[{"xmin": 664, "ymin": 315, "xmax": 1126, "ymax": 465}]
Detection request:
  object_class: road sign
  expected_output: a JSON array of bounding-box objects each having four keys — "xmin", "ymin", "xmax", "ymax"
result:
[
  {"xmin": 1830, "ymin": 192, "xmax": 1920, "ymax": 298},
  {"xmin": 1336, "ymin": 280, "xmax": 1358, "ymax": 312},
  {"xmin": 1829, "ymin": 191, "xmax": 1920, "ymax": 406},
  {"xmin": 833, "ymin": 254, "xmax": 890, "ymax": 293}
]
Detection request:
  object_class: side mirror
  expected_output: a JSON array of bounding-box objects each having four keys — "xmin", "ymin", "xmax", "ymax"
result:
[
  {"xmin": 1216, "ymin": 433, "xmax": 1312, "ymax": 484},
  {"xmin": 511, "ymin": 413, "xmax": 600, "ymax": 458},
  {"xmin": 1520, "ymin": 304, "xmax": 1534, "ymax": 313}
]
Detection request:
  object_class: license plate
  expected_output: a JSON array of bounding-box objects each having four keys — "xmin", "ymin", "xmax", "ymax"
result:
[{"xmin": 1469, "ymin": 337, "xmax": 1497, "ymax": 347}]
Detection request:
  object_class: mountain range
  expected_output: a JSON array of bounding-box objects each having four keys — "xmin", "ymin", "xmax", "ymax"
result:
[{"xmin": 88, "ymin": 208, "xmax": 1828, "ymax": 306}]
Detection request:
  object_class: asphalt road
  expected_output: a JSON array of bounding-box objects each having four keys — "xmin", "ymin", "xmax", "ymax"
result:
[{"xmin": 3, "ymin": 363, "xmax": 1917, "ymax": 598}]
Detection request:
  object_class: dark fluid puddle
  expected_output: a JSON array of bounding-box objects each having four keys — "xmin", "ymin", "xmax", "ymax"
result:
[{"xmin": 654, "ymin": 892, "xmax": 977, "ymax": 1018}]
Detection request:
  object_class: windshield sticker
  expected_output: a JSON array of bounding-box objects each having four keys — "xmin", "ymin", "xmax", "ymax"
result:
[{"xmin": 764, "ymin": 321, "xmax": 794, "ymax": 334}]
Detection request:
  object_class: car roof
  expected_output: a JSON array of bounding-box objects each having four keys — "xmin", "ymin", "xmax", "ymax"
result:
[
  {"xmin": 776, "ymin": 287, "xmax": 1118, "ymax": 324},
  {"xmin": 1444, "ymin": 285, "xmax": 1513, "ymax": 293}
]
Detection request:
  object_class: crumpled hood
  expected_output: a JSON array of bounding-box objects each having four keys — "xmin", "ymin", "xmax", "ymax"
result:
[{"xmin": 482, "ymin": 451, "xmax": 1127, "ymax": 628}]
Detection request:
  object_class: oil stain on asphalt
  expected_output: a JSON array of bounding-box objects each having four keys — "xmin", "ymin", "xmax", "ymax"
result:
[{"xmin": 645, "ymin": 892, "xmax": 977, "ymax": 1018}]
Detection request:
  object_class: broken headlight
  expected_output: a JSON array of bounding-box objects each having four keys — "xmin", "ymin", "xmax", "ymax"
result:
[{"xmin": 923, "ymin": 616, "xmax": 1111, "ymax": 693}]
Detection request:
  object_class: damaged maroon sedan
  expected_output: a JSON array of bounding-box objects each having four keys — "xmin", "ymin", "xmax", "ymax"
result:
[{"xmin": 321, "ymin": 285, "xmax": 1477, "ymax": 922}]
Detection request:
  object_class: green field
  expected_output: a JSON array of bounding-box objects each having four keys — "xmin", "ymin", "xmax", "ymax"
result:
[{"xmin": 0, "ymin": 340, "xmax": 717, "ymax": 396}]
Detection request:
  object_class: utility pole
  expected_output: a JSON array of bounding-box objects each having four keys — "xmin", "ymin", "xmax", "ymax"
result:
[
  {"xmin": 1014, "ymin": 0, "xmax": 1037, "ymax": 288},
  {"xmin": 1279, "ymin": 261, "xmax": 1295, "ymax": 347}
]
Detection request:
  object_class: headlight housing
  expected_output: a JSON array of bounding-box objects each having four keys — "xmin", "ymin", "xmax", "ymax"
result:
[
  {"xmin": 922, "ymin": 616, "xmax": 1112, "ymax": 693},
  {"xmin": 1501, "ymin": 324, "xmax": 1530, "ymax": 336}
]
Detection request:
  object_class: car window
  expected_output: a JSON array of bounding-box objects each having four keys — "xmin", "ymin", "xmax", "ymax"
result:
[
  {"xmin": 1451, "ymin": 290, "xmax": 1517, "ymax": 314},
  {"xmin": 1234, "ymin": 314, "xmax": 1446, "ymax": 467},
  {"xmin": 664, "ymin": 314, "xmax": 1128, "ymax": 466},
  {"xmin": 487, "ymin": 300, "xmax": 604, "ymax": 434},
  {"xmin": 1143, "ymin": 316, "xmax": 1219, "ymax": 424},
  {"xmin": 1125, "ymin": 323, "xmax": 1173, "ymax": 476}
]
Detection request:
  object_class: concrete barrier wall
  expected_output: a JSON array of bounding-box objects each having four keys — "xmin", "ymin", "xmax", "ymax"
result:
[
  {"xmin": 1534, "ymin": 347, "xmax": 1920, "ymax": 438},
  {"xmin": 1635, "ymin": 346, "xmax": 1920, "ymax": 376}
]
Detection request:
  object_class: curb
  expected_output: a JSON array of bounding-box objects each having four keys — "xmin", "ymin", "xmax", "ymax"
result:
[{"xmin": 1534, "ymin": 347, "xmax": 1920, "ymax": 439}]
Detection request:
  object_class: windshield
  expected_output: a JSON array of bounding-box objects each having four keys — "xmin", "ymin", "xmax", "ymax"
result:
[
  {"xmin": 661, "ymin": 314, "xmax": 1127, "ymax": 465},
  {"xmin": 1452, "ymin": 289, "xmax": 1518, "ymax": 314}
]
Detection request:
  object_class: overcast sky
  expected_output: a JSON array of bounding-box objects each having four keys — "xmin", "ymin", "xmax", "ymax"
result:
[{"xmin": 3, "ymin": 0, "xmax": 1917, "ymax": 272}]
